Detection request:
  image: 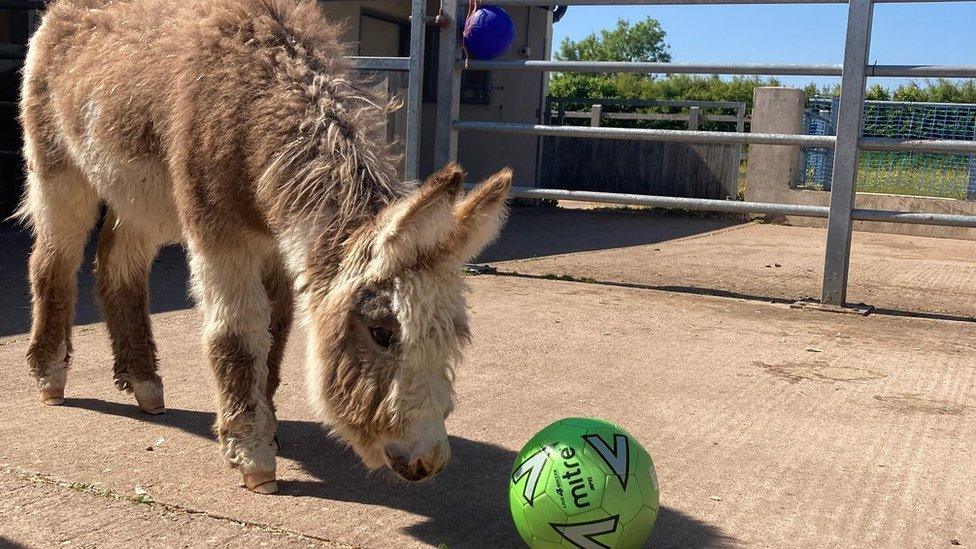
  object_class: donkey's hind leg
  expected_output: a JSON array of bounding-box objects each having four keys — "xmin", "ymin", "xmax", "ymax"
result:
[
  {"xmin": 262, "ymin": 253, "xmax": 293, "ymax": 454},
  {"xmin": 95, "ymin": 208, "xmax": 167, "ymax": 414},
  {"xmin": 188, "ymin": 234, "xmax": 278, "ymax": 493},
  {"xmin": 21, "ymin": 167, "xmax": 100, "ymax": 405}
]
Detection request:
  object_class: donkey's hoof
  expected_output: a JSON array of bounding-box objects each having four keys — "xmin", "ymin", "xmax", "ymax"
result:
[
  {"xmin": 132, "ymin": 379, "xmax": 165, "ymax": 415},
  {"xmin": 243, "ymin": 471, "xmax": 278, "ymax": 494},
  {"xmin": 39, "ymin": 388, "xmax": 64, "ymax": 406},
  {"xmin": 37, "ymin": 363, "xmax": 68, "ymax": 406}
]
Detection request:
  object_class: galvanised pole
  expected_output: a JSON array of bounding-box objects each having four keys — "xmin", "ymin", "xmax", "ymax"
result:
[
  {"xmin": 403, "ymin": 0, "xmax": 427, "ymax": 181},
  {"xmin": 820, "ymin": 0, "xmax": 873, "ymax": 306},
  {"xmin": 434, "ymin": 0, "xmax": 462, "ymax": 170}
]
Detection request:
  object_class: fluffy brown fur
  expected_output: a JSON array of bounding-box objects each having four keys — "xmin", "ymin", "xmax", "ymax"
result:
[{"xmin": 18, "ymin": 0, "xmax": 512, "ymax": 493}]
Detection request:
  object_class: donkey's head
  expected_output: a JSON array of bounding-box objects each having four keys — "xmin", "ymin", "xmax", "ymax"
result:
[{"xmin": 307, "ymin": 163, "xmax": 511, "ymax": 482}]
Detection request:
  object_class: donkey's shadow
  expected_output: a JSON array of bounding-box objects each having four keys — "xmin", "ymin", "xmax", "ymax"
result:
[{"xmin": 66, "ymin": 398, "xmax": 733, "ymax": 548}]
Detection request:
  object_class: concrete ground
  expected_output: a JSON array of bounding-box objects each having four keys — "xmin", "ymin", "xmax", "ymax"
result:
[{"xmin": 1, "ymin": 207, "xmax": 975, "ymax": 548}]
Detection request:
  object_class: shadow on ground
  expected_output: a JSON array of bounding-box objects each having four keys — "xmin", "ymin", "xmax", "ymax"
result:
[
  {"xmin": 64, "ymin": 398, "xmax": 734, "ymax": 548},
  {"xmin": 0, "ymin": 224, "xmax": 193, "ymax": 337},
  {"xmin": 492, "ymin": 270, "xmax": 976, "ymax": 325},
  {"xmin": 0, "ymin": 536, "xmax": 30, "ymax": 549},
  {"xmin": 0, "ymin": 208, "xmax": 735, "ymax": 337},
  {"xmin": 478, "ymin": 206, "xmax": 739, "ymax": 263}
]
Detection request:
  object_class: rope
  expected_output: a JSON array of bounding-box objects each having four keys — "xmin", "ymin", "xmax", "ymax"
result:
[{"xmin": 460, "ymin": 0, "xmax": 479, "ymax": 66}]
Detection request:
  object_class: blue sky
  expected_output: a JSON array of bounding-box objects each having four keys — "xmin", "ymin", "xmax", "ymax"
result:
[{"xmin": 551, "ymin": 3, "xmax": 976, "ymax": 89}]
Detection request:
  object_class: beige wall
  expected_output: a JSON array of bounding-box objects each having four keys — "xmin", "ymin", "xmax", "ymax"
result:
[
  {"xmin": 452, "ymin": 7, "xmax": 552, "ymax": 188},
  {"xmin": 321, "ymin": 1, "xmax": 411, "ymax": 46},
  {"xmin": 320, "ymin": 1, "xmax": 551, "ymax": 187}
]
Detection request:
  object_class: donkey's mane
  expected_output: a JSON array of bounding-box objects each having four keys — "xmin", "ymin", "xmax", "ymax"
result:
[
  {"xmin": 262, "ymin": 80, "xmax": 406, "ymax": 230},
  {"xmin": 250, "ymin": 0, "xmax": 411, "ymax": 240}
]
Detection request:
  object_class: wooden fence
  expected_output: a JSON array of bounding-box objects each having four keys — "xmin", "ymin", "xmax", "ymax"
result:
[{"xmin": 541, "ymin": 98, "xmax": 747, "ymax": 200}]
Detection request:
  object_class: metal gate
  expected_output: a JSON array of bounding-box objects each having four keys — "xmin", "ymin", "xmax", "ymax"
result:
[{"xmin": 432, "ymin": 0, "xmax": 976, "ymax": 308}]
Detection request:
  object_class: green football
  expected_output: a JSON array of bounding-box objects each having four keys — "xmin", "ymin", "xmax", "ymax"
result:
[{"xmin": 508, "ymin": 418, "xmax": 659, "ymax": 549}]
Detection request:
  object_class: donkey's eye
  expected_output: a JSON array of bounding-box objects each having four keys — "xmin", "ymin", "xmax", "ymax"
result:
[{"xmin": 369, "ymin": 326, "xmax": 395, "ymax": 349}]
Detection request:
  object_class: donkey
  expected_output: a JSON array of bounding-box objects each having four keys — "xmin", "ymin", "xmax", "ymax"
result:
[{"xmin": 16, "ymin": 0, "xmax": 511, "ymax": 494}]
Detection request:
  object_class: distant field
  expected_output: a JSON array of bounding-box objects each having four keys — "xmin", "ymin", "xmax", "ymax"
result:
[{"xmin": 793, "ymin": 151, "xmax": 974, "ymax": 200}]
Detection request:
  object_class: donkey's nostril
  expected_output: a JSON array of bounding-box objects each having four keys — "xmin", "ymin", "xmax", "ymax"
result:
[{"xmin": 414, "ymin": 459, "xmax": 431, "ymax": 479}]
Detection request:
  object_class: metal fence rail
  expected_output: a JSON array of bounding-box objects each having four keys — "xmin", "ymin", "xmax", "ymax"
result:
[
  {"xmin": 498, "ymin": 186, "xmax": 976, "ymax": 228},
  {"xmin": 453, "ymin": 120, "xmax": 976, "ymax": 155},
  {"xmin": 477, "ymin": 0, "xmax": 961, "ymax": 4},
  {"xmin": 455, "ymin": 120, "xmax": 836, "ymax": 147},
  {"xmin": 463, "ymin": 60, "xmax": 976, "ymax": 79},
  {"xmin": 435, "ymin": 0, "xmax": 976, "ymax": 308}
]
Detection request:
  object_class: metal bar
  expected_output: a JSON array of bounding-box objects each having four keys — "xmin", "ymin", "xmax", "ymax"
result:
[
  {"xmin": 478, "ymin": 0, "xmax": 968, "ymax": 4},
  {"xmin": 466, "ymin": 60, "xmax": 844, "ymax": 76},
  {"xmin": 464, "ymin": 60, "xmax": 976, "ymax": 79},
  {"xmin": 859, "ymin": 137, "xmax": 976, "ymax": 154},
  {"xmin": 821, "ymin": 0, "xmax": 873, "ymax": 307},
  {"xmin": 498, "ymin": 185, "xmax": 976, "ymax": 227},
  {"xmin": 349, "ymin": 56, "xmax": 411, "ymax": 72},
  {"xmin": 851, "ymin": 209, "xmax": 976, "ymax": 228},
  {"xmin": 458, "ymin": 121, "xmax": 974, "ymax": 153},
  {"xmin": 434, "ymin": 0, "xmax": 462, "ymax": 170},
  {"xmin": 812, "ymin": 97, "xmax": 976, "ymax": 109},
  {"xmin": 454, "ymin": 120, "xmax": 838, "ymax": 148},
  {"xmin": 532, "ymin": 97, "xmax": 745, "ymax": 109},
  {"xmin": 500, "ymin": 185, "xmax": 831, "ymax": 217},
  {"xmin": 402, "ymin": 0, "xmax": 426, "ymax": 181},
  {"xmin": 869, "ymin": 65, "xmax": 976, "ymax": 78},
  {"xmin": 559, "ymin": 111, "xmax": 739, "ymax": 122}
]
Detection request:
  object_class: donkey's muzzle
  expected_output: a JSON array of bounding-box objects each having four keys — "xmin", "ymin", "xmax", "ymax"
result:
[{"xmin": 384, "ymin": 440, "xmax": 449, "ymax": 482}]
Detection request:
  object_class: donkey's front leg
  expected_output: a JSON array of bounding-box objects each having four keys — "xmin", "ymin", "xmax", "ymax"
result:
[{"xmin": 188, "ymin": 237, "xmax": 278, "ymax": 494}]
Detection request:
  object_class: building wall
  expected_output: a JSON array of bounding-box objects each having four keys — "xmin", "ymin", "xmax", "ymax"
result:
[
  {"xmin": 451, "ymin": 6, "xmax": 551, "ymax": 188},
  {"xmin": 321, "ymin": 1, "xmax": 411, "ymax": 45},
  {"xmin": 320, "ymin": 1, "xmax": 551, "ymax": 187}
]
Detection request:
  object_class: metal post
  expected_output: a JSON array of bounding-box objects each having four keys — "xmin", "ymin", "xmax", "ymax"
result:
[
  {"xmin": 820, "ymin": 0, "xmax": 873, "ymax": 306},
  {"xmin": 688, "ymin": 106, "xmax": 701, "ymax": 131},
  {"xmin": 590, "ymin": 104, "xmax": 603, "ymax": 127},
  {"xmin": 404, "ymin": 0, "xmax": 427, "ymax": 181},
  {"xmin": 534, "ymin": 7, "xmax": 555, "ymax": 189},
  {"xmin": 434, "ymin": 0, "xmax": 461, "ymax": 170}
]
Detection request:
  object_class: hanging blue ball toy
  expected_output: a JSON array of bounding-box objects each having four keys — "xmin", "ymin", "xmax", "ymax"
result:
[{"xmin": 463, "ymin": 6, "xmax": 515, "ymax": 60}]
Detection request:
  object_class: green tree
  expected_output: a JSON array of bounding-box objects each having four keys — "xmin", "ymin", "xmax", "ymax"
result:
[
  {"xmin": 548, "ymin": 18, "xmax": 976, "ymax": 108},
  {"xmin": 555, "ymin": 17, "xmax": 671, "ymax": 64},
  {"xmin": 865, "ymin": 83, "xmax": 891, "ymax": 101},
  {"xmin": 549, "ymin": 17, "xmax": 671, "ymax": 99}
]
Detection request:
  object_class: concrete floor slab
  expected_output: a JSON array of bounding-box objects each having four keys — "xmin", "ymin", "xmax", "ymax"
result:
[
  {"xmin": 2, "ymin": 211, "xmax": 975, "ymax": 548},
  {"xmin": 485, "ymin": 208, "xmax": 976, "ymax": 320}
]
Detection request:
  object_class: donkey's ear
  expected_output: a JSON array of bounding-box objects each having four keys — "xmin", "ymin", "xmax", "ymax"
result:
[
  {"xmin": 446, "ymin": 167, "xmax": 513, "ymax": 263},
  {"xmin": 369, "ymin": 163, "xmax": 465, "ymax": 276}
]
